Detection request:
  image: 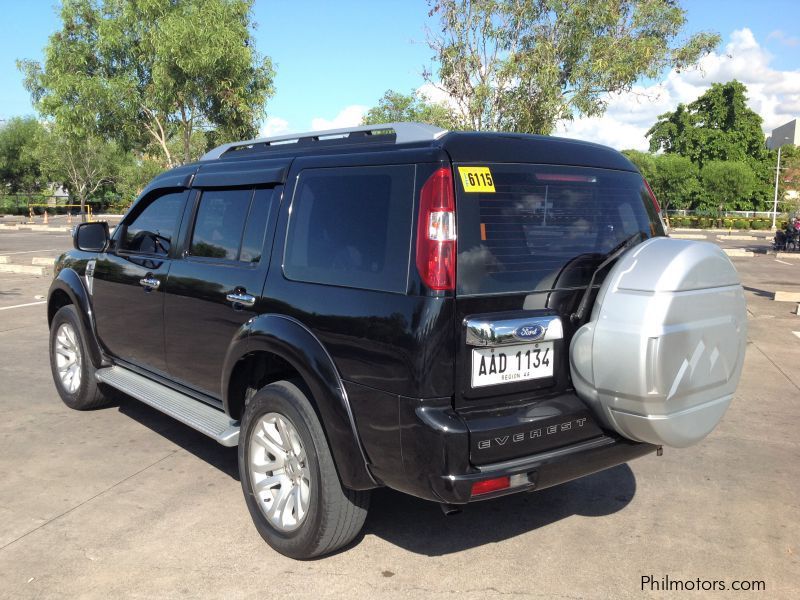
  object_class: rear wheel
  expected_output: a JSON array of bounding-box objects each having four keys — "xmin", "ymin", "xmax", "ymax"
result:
[
  {"xmin": 49, "ymin": 305, "xmax": 110, "ymax": 410},
  {"xmin": 239, "ymin": 380, "xmax": 370, "ymax": 559}
]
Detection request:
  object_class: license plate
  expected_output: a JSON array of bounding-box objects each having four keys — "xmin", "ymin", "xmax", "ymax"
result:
[{"xmin": 471, "ymin": 342, "xmax": 554, "ymax": 388}]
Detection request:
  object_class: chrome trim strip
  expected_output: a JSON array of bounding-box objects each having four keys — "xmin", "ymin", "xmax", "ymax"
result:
[{"xmin": 465, "ymin": 315, "xmax": 564, "ymax": 347}]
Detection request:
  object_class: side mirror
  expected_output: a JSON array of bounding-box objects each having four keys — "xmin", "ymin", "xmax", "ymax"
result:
[{"xmin": 73, "ymin": 222, "xmax": 110, "ymax": 252}]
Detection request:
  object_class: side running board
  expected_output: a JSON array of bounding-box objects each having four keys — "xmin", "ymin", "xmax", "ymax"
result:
[{"xmin": 95, "ymin": 366, "xmax": 240, "ymax": 447}]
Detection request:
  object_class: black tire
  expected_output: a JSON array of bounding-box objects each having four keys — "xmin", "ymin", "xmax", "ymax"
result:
[
  {"xmin": 239, "ymin": 380, "xmax": 370, "ymax": 559},
  {"xmin": 49, "ymin": 305, "xmax": 110, "ymax": 410}
]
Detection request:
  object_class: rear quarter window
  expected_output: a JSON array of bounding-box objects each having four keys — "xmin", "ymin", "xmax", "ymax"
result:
[{"xmin": 283, "ymin": 165, "xmax": 415, "ymax": 293}]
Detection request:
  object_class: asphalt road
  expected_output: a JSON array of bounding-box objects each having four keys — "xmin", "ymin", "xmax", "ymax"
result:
[{"xmin": 0, "ymin": 229, "xmax": 797, "ymax": 599}]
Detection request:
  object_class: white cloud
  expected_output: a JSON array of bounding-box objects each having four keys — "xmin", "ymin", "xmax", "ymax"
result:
[
  {"xmin": 557, "ymin": 28, "xmax": 800, "ymax": 151},
  {"xmin": 767, "ymin": 30, "xmax": 800, "ymax": 48},
  {"xmin": 259, "ymin": 116, "xmax": 291, "ymax": 138},
  {"xmin": 310, "ymin": 105, "xmax": 368, "ymax": 131},
  {"xmin": 417, "ymin": 82, "xmax": 461, "ymax": 110}
]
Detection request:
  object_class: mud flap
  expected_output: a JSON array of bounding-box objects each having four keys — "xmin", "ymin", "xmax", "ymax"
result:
[{"xmin": 570, "ymin": 238, "xmax": 747, "ymax": 448}]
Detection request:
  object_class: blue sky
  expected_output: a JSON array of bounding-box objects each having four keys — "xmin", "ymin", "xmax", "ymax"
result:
[{"xmin": 2, "ymin": 0, "xmax": 800, "ymax": 148}]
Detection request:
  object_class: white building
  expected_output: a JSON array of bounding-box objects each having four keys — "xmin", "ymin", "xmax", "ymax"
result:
[{"xmin": 766, "ymin": 118, "xmax": 799, "ymax": 149}]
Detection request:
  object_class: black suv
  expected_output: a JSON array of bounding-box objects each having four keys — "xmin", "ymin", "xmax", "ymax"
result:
[{"xmin": 48, "ymin": 122, "xmax": 747, "ymax": 558}]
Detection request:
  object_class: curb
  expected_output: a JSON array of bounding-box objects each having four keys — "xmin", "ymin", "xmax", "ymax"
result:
[
  {"xmin": 17, "ymin": 225, "xmax": 72, "ymax": 232},
  {"xmin": 31, "ymin": 257, "xmax": 56, "ymax": 266},
  {"xmin": 670, "ymin": 233, "xmax": 707, "ymax": 239},
  {"xmin": 774, "ymin": 291, "xmax": 800, "ymax": 302},
  {"xmin": 723, "ymin": 249, "xmax": 754, "ymax": 257},
  {"xmin": 0, "ymin": 263, "xmax": 47, "ymax": 276}
]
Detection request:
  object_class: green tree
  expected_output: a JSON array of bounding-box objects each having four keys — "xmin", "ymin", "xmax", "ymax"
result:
[
  {"xmin": 115, "ymin": 154, "xmax": 165, "ymax": 209},
  {"xmin": 623, "ymin": 150, "xmax": 698, "ymax": 211},
  {"xmin": 18, "ymin": 0, "xmax": 275, "ymax": 167},
  {"xmin": 650, "ymin": 154, "xmax": 698, "ymax": 211},
  {"xmin": 777, "ymin": 145, "xmax": 800, "ymax": 215},
  {"xmin": 647, "ymin": 81, "xmax": 769, "ymax": 167},
  {"xmin": 698, "ymin": 161, "xmax": 755, "ymax": 211},
  {"xmin": 362, "ymin": 89, "xmax": 458, "ymax": 129},
  {"xmin": 35, "ymin": 127, "xmax": 126, "ymax": 219},
  {"xmin": 622, "ymin": 150, "xmax": 656, "ymax": 182},
  {"xmin": 0, "ymin": 117, "xmax": 47, "ymax": 194},
  {"xmin": 647, "ymin": 81, "xmax": 774, "ymax": 209},
  {"xmin": 425, "ymin": 0, "xmax": 719, "ymax": 134}
]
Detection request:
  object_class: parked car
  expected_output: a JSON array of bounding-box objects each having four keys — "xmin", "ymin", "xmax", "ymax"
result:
[{"xmin": 47, "ymin": 122, "xmax": 747, "ymax": 558}]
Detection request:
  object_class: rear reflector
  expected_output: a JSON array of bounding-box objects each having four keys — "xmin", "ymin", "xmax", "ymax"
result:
[
  {"xmin": 470, "ymin": 476, "xmax": 510, "ymax": 496},
  {"xmin": 416, "ymin": 167, "xmax": 456, "ymax": 291}
]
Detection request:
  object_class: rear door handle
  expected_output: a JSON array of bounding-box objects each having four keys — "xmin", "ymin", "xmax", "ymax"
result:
[
  {"xmin": 226, "ymin": 292, "xmax": 256, "ymax": 307},
  {"xmin": 139, "ymin": 276, "xmax": 160, "ymax": 290}
]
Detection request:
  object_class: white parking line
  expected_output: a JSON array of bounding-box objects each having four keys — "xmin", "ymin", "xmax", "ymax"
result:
[
  {"xmin": 793, "ymin": 331, "xmax": 800, "ymax": 340},
  {"xmin": 775, "ymin": 259, "xmax": 793, "ymax": 265},
  {"xmin": 0, "ymin": 301, "xmax": 46, "ymax": 311},
  {"xmin": 0, "ymin": 248, "xmax": 61, "ymax": 256}
]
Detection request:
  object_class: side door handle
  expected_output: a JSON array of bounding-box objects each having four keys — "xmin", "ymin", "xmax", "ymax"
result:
[
  {"xmin": 139, "ymin": 275, "xmax": 160, "ymax": 290},
  {"xmin": 226, "ymin": 291, "xmax": 256, "ymax": 308}
]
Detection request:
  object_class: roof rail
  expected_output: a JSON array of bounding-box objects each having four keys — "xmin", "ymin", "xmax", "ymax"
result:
[{"xmin": 199, "ymin": 122, "xmax": 448, "ymax": 161}]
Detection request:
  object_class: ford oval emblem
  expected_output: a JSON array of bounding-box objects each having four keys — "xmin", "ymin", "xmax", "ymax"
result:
[{"xmin": 515, "ymin": 324, "xmax": 545, "ymax": 341}]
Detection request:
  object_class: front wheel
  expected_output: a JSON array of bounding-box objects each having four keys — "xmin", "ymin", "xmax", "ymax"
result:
[
  {"xmin": 49, "ymin": 305, "xmax": 110, "ymax": 410},
  {"xmin": 239, "ymin": 380, "xmax": 370, "ymax": 559}
]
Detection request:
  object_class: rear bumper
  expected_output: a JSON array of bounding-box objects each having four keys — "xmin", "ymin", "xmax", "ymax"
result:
[
  {"xmin": 431, "ymin": 435, "xmax": 657, "ymax": 504},
  {"xmin": 351, "ymin": 387, "xmax": 657, "ymax": 504}
]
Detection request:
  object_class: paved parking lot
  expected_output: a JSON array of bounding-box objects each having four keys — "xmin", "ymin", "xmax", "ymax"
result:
[{"xmin": 0, "ymin": 228, "xmax": 797, "ymax": 599}]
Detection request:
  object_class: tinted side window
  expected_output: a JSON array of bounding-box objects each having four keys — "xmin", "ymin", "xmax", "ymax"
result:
[
  {"xmin": 190, "ymin": 189, "xmax": 253, "ymax": 260},
  {"xmin": 121, "ymin": 191, "xmax": 185, "ymax": 255},
  {"xmin": 284, "ymin": 165, "xmax": 415, "ymax": 293},
  {"xmin": 239, "ymin": 188, "xmax": 274, "ymax": 264}
]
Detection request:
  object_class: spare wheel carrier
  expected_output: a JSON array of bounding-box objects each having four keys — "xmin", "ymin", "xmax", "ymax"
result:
[{"xmin": 569, "ymin": 237, "xmax": 747, "ymax": 448}]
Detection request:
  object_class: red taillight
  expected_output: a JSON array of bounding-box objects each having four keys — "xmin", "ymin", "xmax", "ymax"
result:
[
  {"xmin": 643, "ymin": 178, "xmax": 661, "ymax": 214},
  {"xmin": 471, "ymin": 476, "xmax": 511, "ymax": 497},
  {"xmin": 416, "ymin": 167, "xmax": 456, "ymax": 291}
]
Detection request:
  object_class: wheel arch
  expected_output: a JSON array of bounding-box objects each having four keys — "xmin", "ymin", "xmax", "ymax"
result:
[
  {"xmin": 222, "ymin": 314, "xmax": 377, "ymax": 490},
  {"xmin": 47, "ymin": 268, "xmax": 105, "ymax": 368}
]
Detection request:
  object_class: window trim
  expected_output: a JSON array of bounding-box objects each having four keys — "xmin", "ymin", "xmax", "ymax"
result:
[{"xmin": 281, "ymin": 164, "xmax": 416, "ymax": 295}]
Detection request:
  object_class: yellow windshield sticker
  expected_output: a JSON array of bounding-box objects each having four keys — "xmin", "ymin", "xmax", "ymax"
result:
[{"xmin": 458, "ymin": 166, "xmax": 495, "ymax": 193}]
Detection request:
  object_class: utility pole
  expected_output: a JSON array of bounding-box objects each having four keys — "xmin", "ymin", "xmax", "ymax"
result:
[{"xmin": 772, "ymin": 135, "xmax": 792, "ymax": 230}]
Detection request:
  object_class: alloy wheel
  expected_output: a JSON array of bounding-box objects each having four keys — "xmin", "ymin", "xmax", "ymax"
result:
[{"xmin": 248, "ymin": 412, "xmax": 311, "ymax": 532}]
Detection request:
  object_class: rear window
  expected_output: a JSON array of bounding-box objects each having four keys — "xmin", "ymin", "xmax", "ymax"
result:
[{"xmin": 456, "ymin": 164, "xmax": 663, "ymax": 296}]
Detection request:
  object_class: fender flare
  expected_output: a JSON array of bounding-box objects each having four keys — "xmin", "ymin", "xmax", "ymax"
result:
[
  {"xmin": 47, "ymin": 267, "xmax": 106, "ymax": 368},
  {"xmin": 222, "ymin": 314, "xmax": 377, "ymax": 490}
]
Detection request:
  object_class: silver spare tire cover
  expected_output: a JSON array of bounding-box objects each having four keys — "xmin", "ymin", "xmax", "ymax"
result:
[{"xmin": 570, "ymin": 237, "xmax": 747, "ymax": 448}]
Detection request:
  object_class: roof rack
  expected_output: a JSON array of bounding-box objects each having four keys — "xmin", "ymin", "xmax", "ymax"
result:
[{"xmin": 199, "ymin": 122, "xmax": 448, "ymax": 161}]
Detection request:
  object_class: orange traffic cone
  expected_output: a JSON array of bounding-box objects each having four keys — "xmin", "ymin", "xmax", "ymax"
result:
[{"xmin": 43, "ymin": 211, "xmax": 49, "ymax": 225}]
